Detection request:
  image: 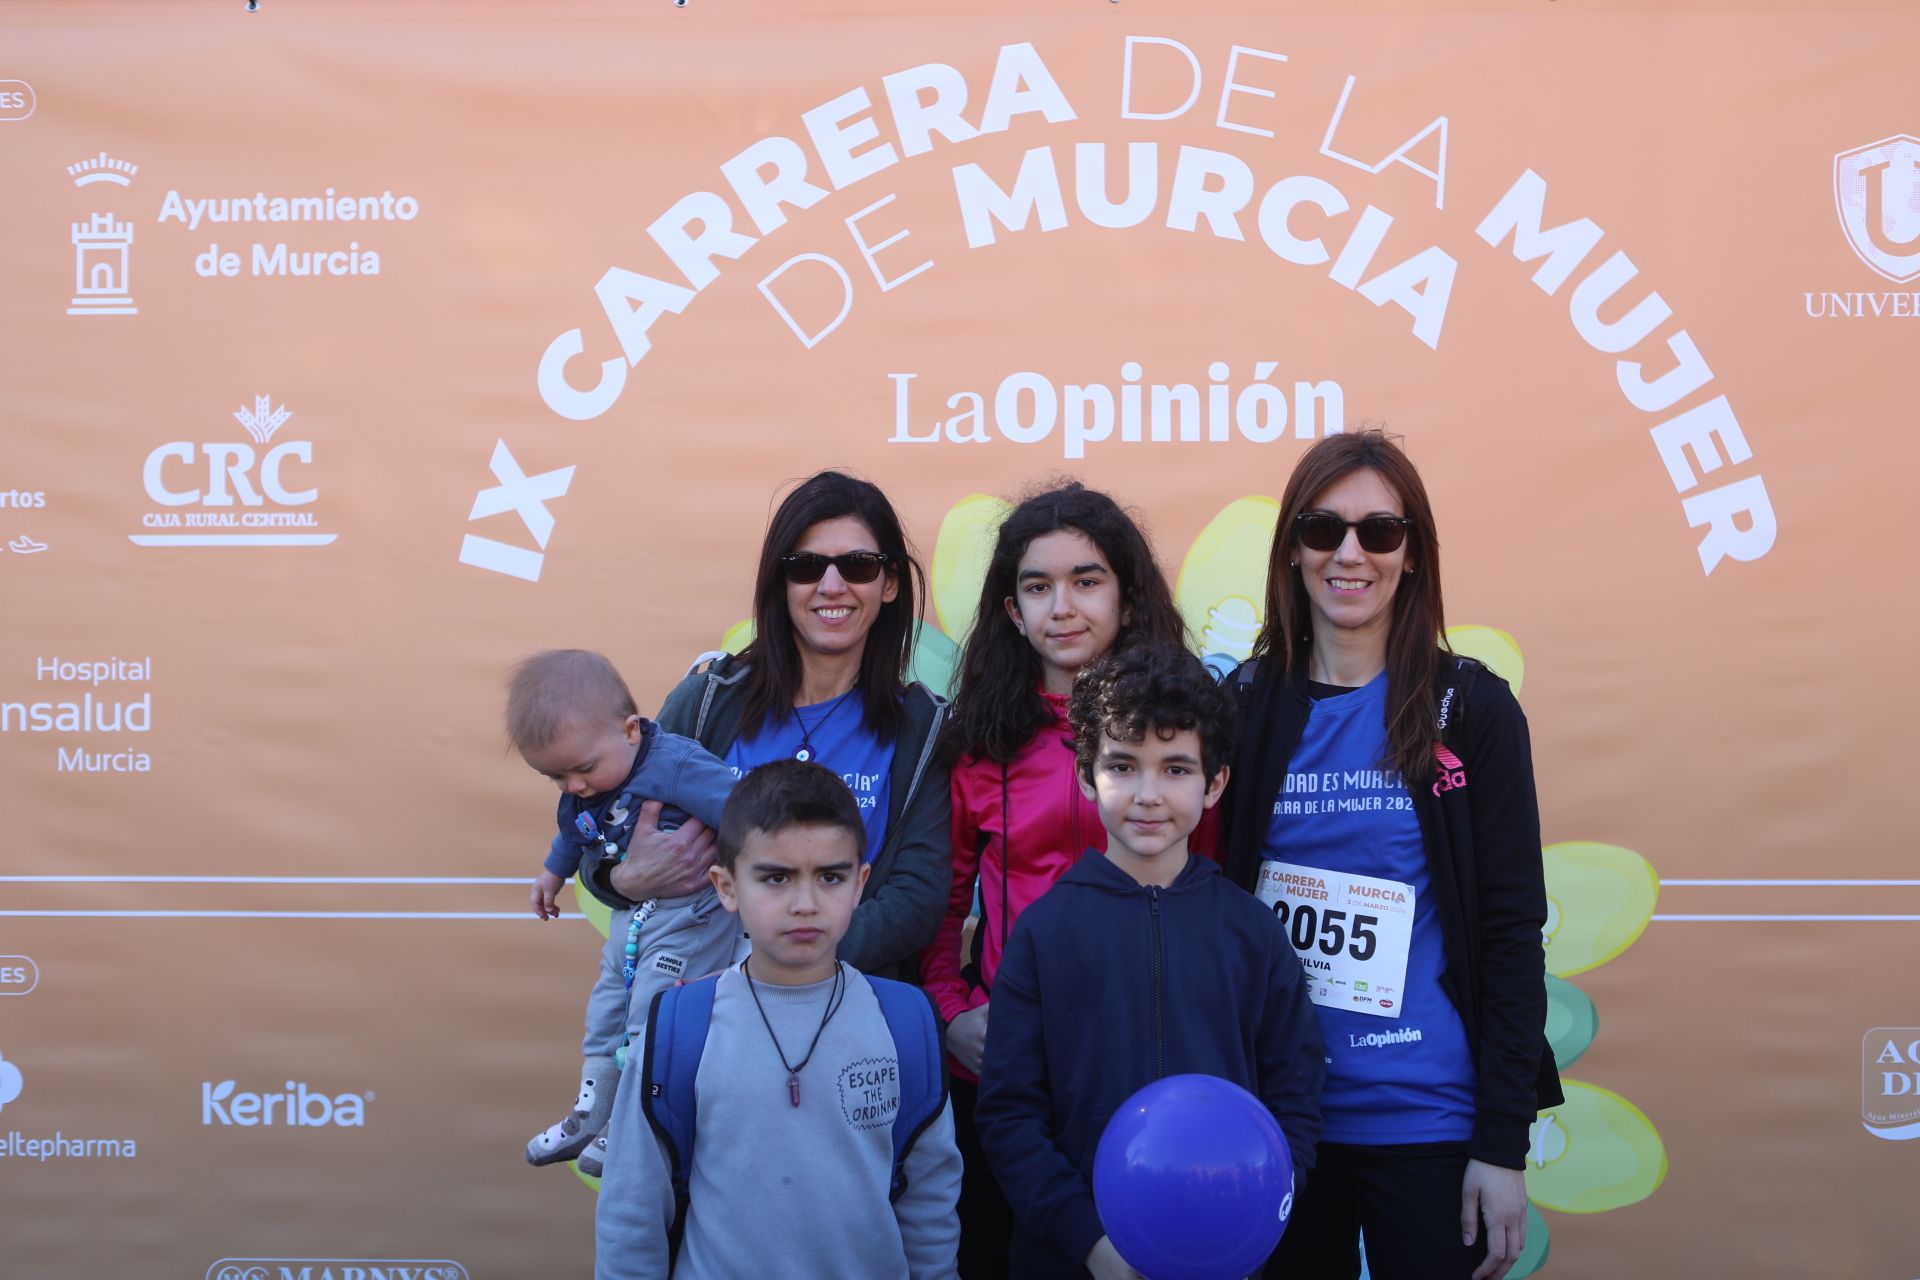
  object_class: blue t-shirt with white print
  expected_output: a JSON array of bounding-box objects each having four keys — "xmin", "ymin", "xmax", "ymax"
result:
[
  {"xmin": 726, "ymin": 688, "xmax": 894, "ymax": 864},
  {"xmin": 1260, "ymin": 669, "xmax": 1476, "ymax": 1144}
]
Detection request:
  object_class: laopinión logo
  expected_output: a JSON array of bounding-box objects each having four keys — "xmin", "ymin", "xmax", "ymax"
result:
[
  {"xmin": 201, "ymin": 1079, "xmax": 372, "ymax": 1128},
  {"xmin": 1862, "ymin": 1027, "xmax": 1920, "ymax": 1140},
  {"xmin": 207, "ymin": 1262, "xmax": 468, "ymax": 1280},
  {"xmin": 1806, "ymin": 135, "xmax": 1920, "ymax": 317},
  {"xmin": 132, "ymin": 395, "xmax": 337, "ymax": 548}
]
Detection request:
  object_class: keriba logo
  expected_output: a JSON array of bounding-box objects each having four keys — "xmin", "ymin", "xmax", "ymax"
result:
[{"xmin": 201, "ymin": 1079, "xmax": 370, "ymax": 1128}]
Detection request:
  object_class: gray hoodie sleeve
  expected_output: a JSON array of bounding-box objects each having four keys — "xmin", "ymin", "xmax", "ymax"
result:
[
  {"xmin": 593, "ymin": 1061, "xmax": 677, "ymax": 1280},
  {"xmin": 895, "ymin": 1098, "xmax": 963, "ymax": 1280}
]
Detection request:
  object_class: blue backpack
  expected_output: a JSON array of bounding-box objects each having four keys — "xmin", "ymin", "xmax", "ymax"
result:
[{"xmin": 639, "ymin": 970, "xmax": 947, "ymax": 1258}]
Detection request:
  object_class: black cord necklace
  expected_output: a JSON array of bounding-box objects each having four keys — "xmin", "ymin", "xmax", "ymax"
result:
[
  {"xmin": 791, "ymin": 690, "xmax": 853, "ymax": 763},
  {"xmin": 742, "ymin": 958, "xmax": 846, "ymax": 1107}
]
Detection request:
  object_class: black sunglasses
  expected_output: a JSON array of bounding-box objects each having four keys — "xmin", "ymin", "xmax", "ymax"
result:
[
  {"xmin": 778, "ymin": 551, "xmax": 894, "ymax": 585},
  {"xmin": 1293, "ymin": 512, "xmax": 1411, "ymax": 554}
]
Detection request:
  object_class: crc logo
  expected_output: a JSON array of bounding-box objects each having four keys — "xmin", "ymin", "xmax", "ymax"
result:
[
  {"xmin": 1834, "ymin": 135, "xmax": 1920, "ymax": 284},
  {"xmin": 0, "ymin": 956, "xmax": 39, "ymax": 996},
  {"xmin": 207, "ymin": 1262, "xmax": 469, "ymax": 1280},
  {"xmin": 132, "ymin": 395, "xmax": 337, "ymax": 548},
  {"xmin": 201, "ymin": 1080, "xmax": 370, "ymax": 1127},
  {"xmin": 1862, "ymin": 1027, "xmax": 1920, "ymax": 1140}
]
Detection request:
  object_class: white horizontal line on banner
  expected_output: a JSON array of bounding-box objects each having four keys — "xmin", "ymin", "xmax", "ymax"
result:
[
  {"xmin": 0, "ymin": 910, "xmax": 566, "ymax": 920},
  {"xmin": 1660, "ymin": 879, "xmax": 1920, "ymax": 887},
  {"xmin": 0, "ymin": 875, "xmax": 524, "ymax": 885},
  {"xmin": 126, "ymin": 533, "xmax": 338, "ymax": 547},
  {"xmin": 1650, "ymin": 914, "xmax": 1920, "ymax": 922}
]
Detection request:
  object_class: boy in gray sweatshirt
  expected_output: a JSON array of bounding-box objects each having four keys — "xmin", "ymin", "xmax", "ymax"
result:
[{"xmin": 595, "ymin": 759, "xmax": 962, "ymax": 1280}]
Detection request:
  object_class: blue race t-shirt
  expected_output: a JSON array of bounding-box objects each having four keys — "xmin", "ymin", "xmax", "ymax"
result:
[
  {"xmin": 726, "ymin": 688, "xmax": 894, "ymax": 864},
  {"xmin": 1260, "ymin": 670, "xmax": 1475, "ymax": 1144}
]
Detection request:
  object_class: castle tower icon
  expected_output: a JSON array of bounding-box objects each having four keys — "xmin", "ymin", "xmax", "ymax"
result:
[{"xmin": 68, "ymin": 211, "xmax": 136, "ymax": 316}]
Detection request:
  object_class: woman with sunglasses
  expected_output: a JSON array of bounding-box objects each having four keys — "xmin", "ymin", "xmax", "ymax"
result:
[
  {"xmin": 1221, "ymin": 429, "xmax": 1560, "ymax": 1280},
  {"xmin": 603, "ymin": 470, "xmax": 951, "ymax": 984}
]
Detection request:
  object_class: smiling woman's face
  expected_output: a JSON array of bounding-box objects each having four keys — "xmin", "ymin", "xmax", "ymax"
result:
[
  {"xmin": 784, "ymin": 516, "xmax": 898, "ymax": 671},
  {"xmin": 1295, "ymin": 467, "xmax": 1410, "ymax": 652}
]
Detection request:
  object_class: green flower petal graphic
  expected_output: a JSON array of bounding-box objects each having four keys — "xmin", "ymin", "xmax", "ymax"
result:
[
  {"xmin": 1526, "ymin": 1080, "xmax": 1668, "ymax": 1214},
  {"xmin": 1541, "ymin": 843, "xmax": 1660, "ymax": 978},
  {"xmin": 1507, "ymin": 1202, "xmax": 1552, "ymax": 1278},
  {"xmin": 1543, "ymin": 974, "xmax": 1597, "ymax": 1072},
  {"xmin": 908, "ymin": 621, "xmax": 960, "ymax": 701}
]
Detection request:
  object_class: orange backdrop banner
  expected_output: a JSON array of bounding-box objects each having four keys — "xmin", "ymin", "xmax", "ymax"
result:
[{"xmin": 2, "ymin": 2, "xmax": 1915, "ymax": 1275}]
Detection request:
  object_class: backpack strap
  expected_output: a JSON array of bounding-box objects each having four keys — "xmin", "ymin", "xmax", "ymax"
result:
[
  {"xmin": 640, "ymin": 974, "xmax": 721, "ymax": 1260},
  {"xmin": 866, "ymin": 976, "xmax": 949, "ymax": 1203}
]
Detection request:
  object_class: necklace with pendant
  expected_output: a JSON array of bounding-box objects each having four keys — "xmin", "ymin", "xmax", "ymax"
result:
[
  {"xmin": 791, "ymin": 690, "xmax": 852, "ymax": 763},
  {"xmin": 742, "ymin": 959, "xmax": 846, "ymax": 1107}
]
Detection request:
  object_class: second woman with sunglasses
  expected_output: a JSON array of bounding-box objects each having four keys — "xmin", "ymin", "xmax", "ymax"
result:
[
  {"xmin": 601, "ymin": 469, "xmax": 952, "ymax": 985},
  {"xmin": 1221, "ymin": 429, "xmax": 1560, "ymax": 1280}
]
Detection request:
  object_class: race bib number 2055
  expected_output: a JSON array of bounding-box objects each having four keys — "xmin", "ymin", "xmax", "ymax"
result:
[{"xmin": 1254, "ymin": 860, "xmax": 1414, "ymax": 1019}]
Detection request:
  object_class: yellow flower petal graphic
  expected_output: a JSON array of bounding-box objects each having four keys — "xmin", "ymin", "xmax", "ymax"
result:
[
  {"xmin": 1444, "ymin": 624, "xmax": 1525, "ymax": 694},
  {"xmin": 720, "ymin": 618, "xmax": 755, "ymax": 654},
  {"xmin": 1525, "ymin": 1080, "xmax": 1667, "ymax": 1213},
  {"xmin": 1541, "ymin": 842, "xmax": 1660, "ymax": 977},
  {"xmin": 1176, "ymin": 496, "xmax": 1280, "ymax": 671},
  {"xmin": 931, "ymin": 494, "xmax": 1012, "ymax": 639},
  {"xmin": 574, "ymin": 874, "xmax": 612, "ymax": 941}
]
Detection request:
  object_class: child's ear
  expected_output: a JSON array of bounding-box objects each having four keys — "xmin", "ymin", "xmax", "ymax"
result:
[
  {"xmin": 1003, "ymin": 596, "xmax": 1025, "ymax": 635},
  {"xmin": 710, "ymin": 864, "xmax": 738, "ymax": 911},
  {"xmin": 1077, "ymin": 769, "xmax": 1097, "ymax": 802},
  {"xmin": 1202, "ymin": 764, "xmax": 1230, "ymax": 809},
  {"xmin": 855, "ymin": 861, "xmax": 873, "ymax": 893},
  {"xmin": 623, "ymin": 715, "xmax": 644, "ymax": 745}
]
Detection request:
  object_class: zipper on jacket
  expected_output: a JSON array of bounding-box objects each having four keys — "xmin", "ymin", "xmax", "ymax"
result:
[{"xmin": 1149, "ymin": 885, "xmax": 1165, "ymax": 1078}]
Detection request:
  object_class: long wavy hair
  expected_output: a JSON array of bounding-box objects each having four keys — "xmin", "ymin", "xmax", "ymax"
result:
[
  {"xmin": 1251, "ymin": 427, "xmax": 1447, "ymax": 783},
  {"xmin": 737, "ymin": 470, "xmax": 926, "ymax": 742},
  {"xmin": 944, "ymin": 481, "xmax": 1186, "ymax": 765}
]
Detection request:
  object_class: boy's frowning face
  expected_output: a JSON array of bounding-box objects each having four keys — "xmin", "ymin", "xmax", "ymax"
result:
[
  {"xmin": 712, "ymin": 823, "xmax": 869, "ymax": 985},
  {"xmin": 519, "ymin": 713, "xmax": 641, "ymax": 799},
  {"xmin": 1080, "ymin": 724, "xmax": 1226, "ymax": 870}
]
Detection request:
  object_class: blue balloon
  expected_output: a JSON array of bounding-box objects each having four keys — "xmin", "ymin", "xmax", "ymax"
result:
[{"xmin": 1092, "ymin": 1074, "xmax": 1295, "ymax": 1280}]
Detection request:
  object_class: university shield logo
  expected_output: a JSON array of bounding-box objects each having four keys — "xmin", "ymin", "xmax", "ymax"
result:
[{"xmin": 1834, "ymin": 135, "xmax": 1920, "ymax": 283}]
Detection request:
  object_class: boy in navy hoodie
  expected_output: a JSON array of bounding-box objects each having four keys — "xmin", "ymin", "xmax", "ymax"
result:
[{"xmin": 975, "ymin": 644, "xmax": 1325, "ymax": 1279}]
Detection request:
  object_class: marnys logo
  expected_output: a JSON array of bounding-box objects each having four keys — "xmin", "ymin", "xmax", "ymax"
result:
[
  {"xmin": 208, "ymin": 1262, "xmax": 468, "ymax": 1280},
  {"xmin": 201, "ymin": 1079, "xmax": 371, "ymax": 1128},
  {"xmin": 1862, "ymin": 1027, "xmax": 1920, "ymax": 1141},
  {"xmin": 132, "ymin": 395, "xmax": 337, "ymax": 548}
]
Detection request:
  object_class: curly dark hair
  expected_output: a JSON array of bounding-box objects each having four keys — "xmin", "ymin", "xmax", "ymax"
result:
[
  {"xmin": 1068, "ymin": 643, "xmax": 1238, "ymax": 785},
  {"xmin": 943, "ymin": 481, "xmax": 1186, "ymax": 765}
]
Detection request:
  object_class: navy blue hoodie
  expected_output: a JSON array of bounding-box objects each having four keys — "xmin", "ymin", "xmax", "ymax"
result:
[{"xmin": 974, "ymin": 850, "xmax": 1325, "ymax": 1276}]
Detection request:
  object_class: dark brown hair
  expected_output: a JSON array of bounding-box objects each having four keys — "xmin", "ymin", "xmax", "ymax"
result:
[
  {"xmin": 717, "ymin": 758, "xmax": 866, "ymax": 871},
  {"xmin": 1252, "ymin": 427, "xmax": 1447, "ymax": 782},
  {"xmin": 943, "ymin": 481, "xmax": 1187, "ymax": 765},
  {"xmin": 1069, "ymin": 643, "xmax": 1238, "ymax": 785}
]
